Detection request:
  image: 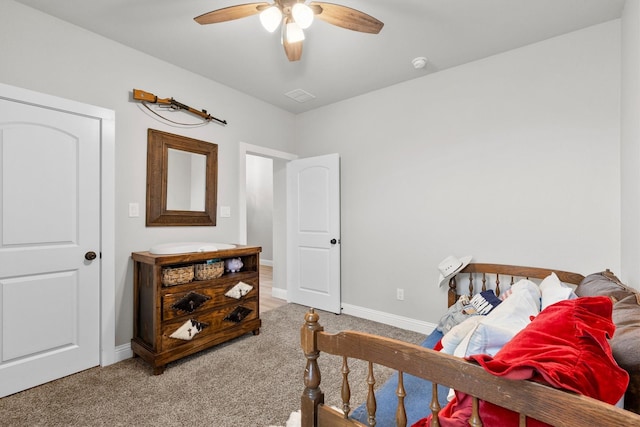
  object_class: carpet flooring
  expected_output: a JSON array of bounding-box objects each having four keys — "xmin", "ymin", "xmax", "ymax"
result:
[{"xmin": 0, "ymin": 303, "xmax": 425, "ymax": 426}]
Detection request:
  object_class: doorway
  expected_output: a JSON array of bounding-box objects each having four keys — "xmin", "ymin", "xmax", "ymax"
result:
[{"xmin": 239, "ymin": 143, "xmax": 297, "ymax": 300}]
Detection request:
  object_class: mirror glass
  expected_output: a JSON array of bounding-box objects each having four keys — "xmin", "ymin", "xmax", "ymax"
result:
[
  {"xmin": 146, "ymin": 129, "xmax": 218, "ymax": 226},
  {"xmin": 166, "ymin": 148, "xmax": 206, "ymax": 211}
]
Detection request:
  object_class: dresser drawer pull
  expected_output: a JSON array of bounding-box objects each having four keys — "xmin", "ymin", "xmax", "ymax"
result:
[
  {"xmin": 224, "ymin": 306, "xmax": 253, "ymax": 323},
  {"xmin": 171, "ymin": 291, "xmax": 211, "ymax": 313},
  {"xmin": 169, "ymin": 319, "xmax": 208, "ymax": 341},
  {"xmin": 224, "ymin": 281, "xmax": 253, "ymax": 299}
]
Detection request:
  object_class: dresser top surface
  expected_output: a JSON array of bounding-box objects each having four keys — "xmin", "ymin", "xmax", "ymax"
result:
[{"xmin": 132, "ymin": 245, "xmax": 261, "ymax": 265}]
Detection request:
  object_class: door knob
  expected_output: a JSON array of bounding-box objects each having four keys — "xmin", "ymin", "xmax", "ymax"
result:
[
  {"xmin": 85, "ymin": 251, "xmax": 97, "ymax": 261},
  {"xmin": 330, "ymin": 239, "xmax": 337, "ymax": 245}
]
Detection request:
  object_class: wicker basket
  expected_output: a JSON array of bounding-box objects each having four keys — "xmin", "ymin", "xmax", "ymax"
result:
[
  {"xmin": 161, "ymin": 265, "xmax": 194, "ymax": 286},
  {"xmin": 194, "ymin": 261, "xmax": 224, "ymax": 281}
]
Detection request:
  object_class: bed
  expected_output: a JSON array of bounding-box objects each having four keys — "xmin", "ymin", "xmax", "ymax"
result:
[{"xmin": 299, "ymin": 263, "xmax": 640, "ymax": 426}]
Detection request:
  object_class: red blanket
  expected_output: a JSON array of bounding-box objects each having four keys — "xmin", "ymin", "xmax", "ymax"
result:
[{"xmin": 413, "ymin": 296, "xmax": 629, "ymax": 427}]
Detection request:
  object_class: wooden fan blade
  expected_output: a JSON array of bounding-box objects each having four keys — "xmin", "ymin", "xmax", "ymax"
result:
[
  {"xmin": 194, "ymin": 3, "xmax": 270, "ymax": 25},
  {"xmin": 310, "ymin": 2, "xmax": 383, "ymax": 34},
  {"xmin": 283, "ymin": 39, "xmax": 303, "ymax": 61}
]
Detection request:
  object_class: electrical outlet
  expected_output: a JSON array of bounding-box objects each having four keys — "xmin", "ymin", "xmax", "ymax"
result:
[{"xmin": 396, "ymin": 288, "xmax": 404, "ymax": 301}]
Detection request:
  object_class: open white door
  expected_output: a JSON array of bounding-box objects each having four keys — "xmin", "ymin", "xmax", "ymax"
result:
[{"xmin": 287, "ymin": 153, "xmax": 341, "ymax": 313}]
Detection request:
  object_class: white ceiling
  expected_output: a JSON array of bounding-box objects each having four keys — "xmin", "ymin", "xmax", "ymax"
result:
[{"xmin": 14, "ymin": 0, "xmax": 625, "ymax": 114}]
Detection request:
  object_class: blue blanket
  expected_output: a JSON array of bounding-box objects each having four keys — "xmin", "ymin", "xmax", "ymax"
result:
[{"xmin": 350, "ymin": 330, "xmax": 450, "ymax": 426}]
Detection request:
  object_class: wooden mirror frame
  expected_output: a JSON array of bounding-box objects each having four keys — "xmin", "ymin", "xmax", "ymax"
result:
[{"xmin": 146, "ymin": 129, "xmax": 218, "ymax": 226}]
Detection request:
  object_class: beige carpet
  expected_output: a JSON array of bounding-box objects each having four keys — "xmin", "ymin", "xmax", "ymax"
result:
[{"xmin": 0, "ymin": 303, "xmax": 425, "ymax": 427}]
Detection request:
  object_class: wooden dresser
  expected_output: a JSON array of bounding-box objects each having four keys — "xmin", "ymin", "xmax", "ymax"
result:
[{"xmin": 131, "ymin": 245, "xmax": 261, "ymax": 374}]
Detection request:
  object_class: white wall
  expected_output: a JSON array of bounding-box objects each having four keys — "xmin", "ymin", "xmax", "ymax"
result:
[
  {"xmin": 621, "ymin": 0, "xmax": 640, "ymax": 288},
  {"xmin": 1, "ymin": 1, "xmax": 296, "ymax": 347},
  {"xmin": 246, "ymin": 155, "xmax": 274, "ymax": 262},
  {"xmin": 296, "ymin": 21, "xmax": 622, "ymax": 324}
]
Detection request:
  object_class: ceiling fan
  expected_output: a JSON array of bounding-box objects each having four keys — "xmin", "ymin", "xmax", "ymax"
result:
[{"xmin": 194, "ymin": 1, "xmax": 384, "ymax": 61}]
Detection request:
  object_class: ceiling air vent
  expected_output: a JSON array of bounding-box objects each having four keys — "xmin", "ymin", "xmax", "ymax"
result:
[{"xmin": 285, "ymin": 88, "xmax": 316, "ymax": 103}]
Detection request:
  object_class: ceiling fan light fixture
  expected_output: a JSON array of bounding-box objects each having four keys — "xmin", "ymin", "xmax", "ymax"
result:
[
  {"xmin": 259, "ymin": 6, "xmax": 282, "ymax": 32},
  {"xmin": 194, "ymin": 1, "xmax": 384, "ymax": 62},
  {"xmin": 286, "ymin": 22, "xmax": 305, "ymax": 43},
  {"xmin": 292, "ymin": 3, "xmax": 314, "ymax": 29}
]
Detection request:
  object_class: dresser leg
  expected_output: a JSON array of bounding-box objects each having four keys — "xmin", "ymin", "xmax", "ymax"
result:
[
  {"xmin": 252, "ymin": 328, "xmax": 260, "ymax": 336},
  {"xmin": 153, "ymin": 365, "xmax": 166, "ymax": 375}
]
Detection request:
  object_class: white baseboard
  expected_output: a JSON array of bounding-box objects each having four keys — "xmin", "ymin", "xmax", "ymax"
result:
[
  {"xmin": 260, "ymin": 259, "xmax": 273, "ymax": 267},
  {"xmin": 340, "ymin": 303, "xmax": 436, "ymax": 335},
  {"xmin": 113, "ymin": 343, "xmax": 133, "ymax": 363},
  {"xmin": 272, "ymin": 287, "xmax": 287, "ymax": 301}
]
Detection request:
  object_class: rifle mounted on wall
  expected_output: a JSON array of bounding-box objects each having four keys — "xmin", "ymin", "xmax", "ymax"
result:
[{"xmin": 132, "ymin": 89, "xmax": 227, "ymax": 125}]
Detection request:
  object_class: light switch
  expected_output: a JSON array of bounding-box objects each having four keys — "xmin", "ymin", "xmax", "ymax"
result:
[
  {"xmin": 129, "ymin": 203, "xmax": 140, "ymax": 218},
  {"xmin": 220, "ymin": 206, "xmax": 231, "ymax": 218}
]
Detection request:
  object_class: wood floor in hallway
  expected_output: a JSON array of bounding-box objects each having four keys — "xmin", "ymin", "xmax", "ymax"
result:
[{"xmin": 259, "ymin": 265, "xmax": 287, "ymax": 313}]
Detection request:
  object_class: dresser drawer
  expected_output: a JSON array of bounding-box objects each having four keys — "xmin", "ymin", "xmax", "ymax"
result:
[
  {"xmin": 162, "ymin": 277, "xmax": 258, "ymax": 321},
  {"xmin": 159, "ymin": 299, "xmax": 258, "ymax": 351}
]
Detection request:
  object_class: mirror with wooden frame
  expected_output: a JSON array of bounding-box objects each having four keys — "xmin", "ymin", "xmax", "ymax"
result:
[{"xmin": 146, "ymin": 129, "xmax": 218, "ymax": 226}]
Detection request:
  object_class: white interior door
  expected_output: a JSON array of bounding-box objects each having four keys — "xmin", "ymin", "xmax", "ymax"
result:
[
  {"xmin": 0, "ymin": 96, "xmax": 101, "ymax": 397},
  {"xmin": 287, "ymin": 153, "xmax": 341, "ymax": 313}
]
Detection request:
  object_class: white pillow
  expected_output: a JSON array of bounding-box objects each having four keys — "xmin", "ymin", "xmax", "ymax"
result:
[
  {"xmin": 440, "ymin": 316, "xmax": 482, "ymax": 355},
  {"xmin": 539, "ymin": 272, "xmax": 576, "ymax": 310},
  {"xmin": 462, "ymin": 279, "xmax": 541, "ymax": 357}
]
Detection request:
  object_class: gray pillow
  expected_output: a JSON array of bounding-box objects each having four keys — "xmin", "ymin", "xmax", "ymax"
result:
[
  {"xmin": 575, "ymin": 271, "xmax": 636, "ymax": 302},
  {"xmin": 611, "ymin": 293, "xmax": 640, "ymax": 414}
]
